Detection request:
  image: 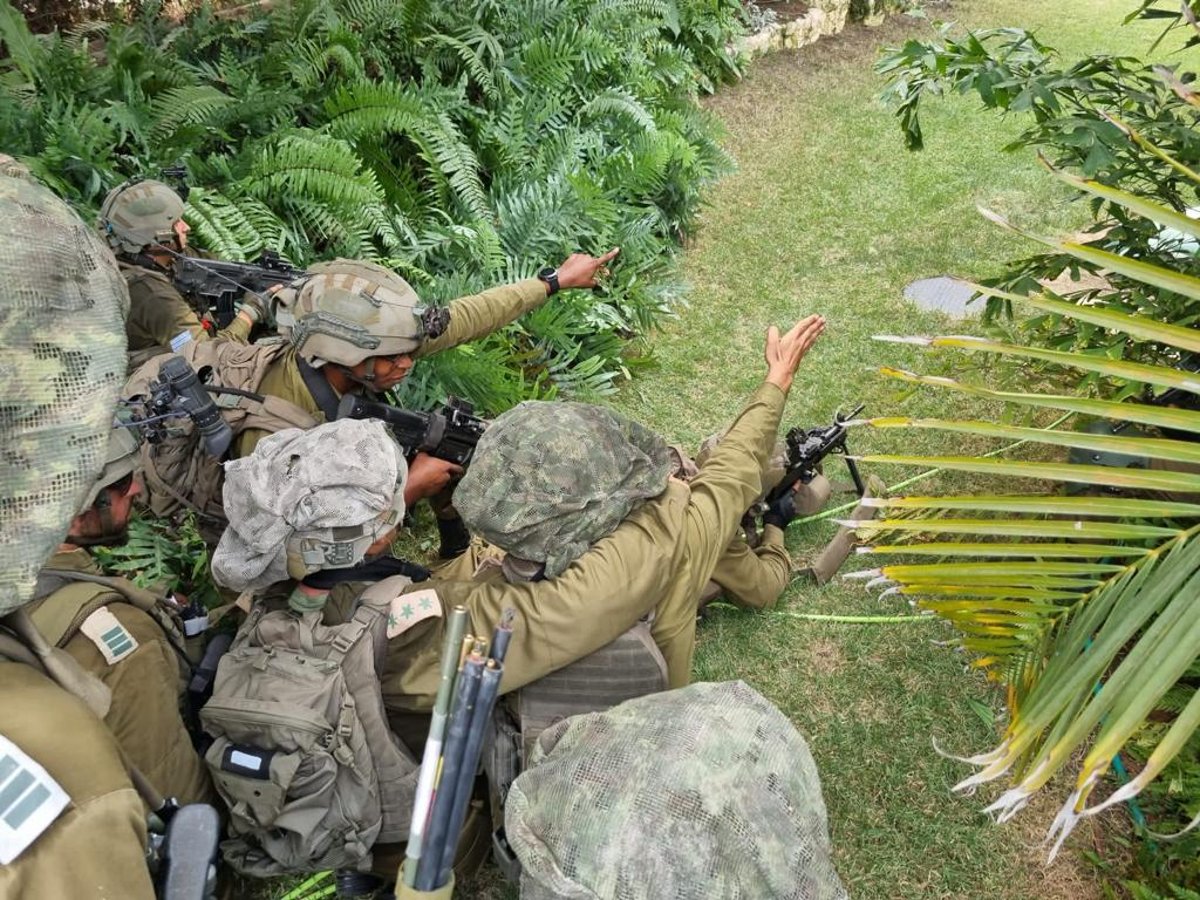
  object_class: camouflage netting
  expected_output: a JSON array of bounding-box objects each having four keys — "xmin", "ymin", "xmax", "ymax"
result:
[
  {"xmin": 0, "ymin": 172, "xmax": 130, "ymax": 615},
  {"xmin": 454, "ymin": 401, "xmax": 672, "ymax": 577},
  {"xmin": 212, "ymin": 418, "xmax": 407, "ymax": 591},
  {"xmin": 506, "ymin": 680, "xmax": 848, "ymax": 900}
]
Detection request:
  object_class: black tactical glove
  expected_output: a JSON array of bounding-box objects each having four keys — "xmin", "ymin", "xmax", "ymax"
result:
[{"xmin": 762, "ymin": 491, "xmax": 798, "ymax": 531}]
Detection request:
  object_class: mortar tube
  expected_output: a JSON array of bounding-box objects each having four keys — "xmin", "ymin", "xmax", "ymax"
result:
[
  {"xmin": 402, "ymin": 606, "xmax": 468, "ymax": 888},
  {"xmin": 489, "ymin": 608, "xmax": 515, "ymax": 664},
  {"xmin": 416, "ymin": 651, "xmax": 484, "ymax": 891},
  {"xmin": 436, "ymin": 660, "xmax": 503, "ymax": 885}
]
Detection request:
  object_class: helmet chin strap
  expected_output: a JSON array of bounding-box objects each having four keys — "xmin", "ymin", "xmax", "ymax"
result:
[
  {"xmin": 335, "ymin": 362, "xmax": 376, "ymax": 385},
  {"xmin": 67, "ymin": 495, "xmax": 128, "ymax": 547}
]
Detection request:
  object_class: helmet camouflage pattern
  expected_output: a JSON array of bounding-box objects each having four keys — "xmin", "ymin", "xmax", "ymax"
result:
[
  {"xmin": 98, "ymin": 178, "xmax": 185, "ymax": 256},
  {"xmin": 507, "ymin": 681, "xmax": 847, "ymax": 900},
  {"xmin": 212, "ymin": 419, "xmax": 407, "ymax": 592},
  {"xmin": 78, "ymin": 424, "xmax": 141, "ymax": 513},
  {"xmin": 0, "ymin": 173, "xmax": 130, "ymax": 614},
  {"xmin": 454, "ymin": 401, "xmax": 672, "ymax": 577},
  {"xmin": 288, "ymin": 259, "xmax": 431, "ymax": 368},
  {"xmin": 0, "ymin": 153, "xmax": 30, "ymax": 179}
]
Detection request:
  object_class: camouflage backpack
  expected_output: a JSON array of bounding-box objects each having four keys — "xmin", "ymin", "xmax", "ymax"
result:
[
  {"xmin": 200, "ymin": 575, "xmax": 419, "ymax": 876},
  {"xmin": 123, "ymin": 340, "xmax": 318, "ymax": 526}
]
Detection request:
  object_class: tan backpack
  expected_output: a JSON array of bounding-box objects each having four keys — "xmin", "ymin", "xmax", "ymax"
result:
[
  {"xmin": 123, "ymin": 340, "xmax": 318, "ymax": 525},
  {"xmin": 199, "ymin": 575, "xmax": 419, "ymax": 877}
]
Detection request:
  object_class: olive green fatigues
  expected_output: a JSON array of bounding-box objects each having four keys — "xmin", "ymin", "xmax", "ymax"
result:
[
  {"xmin": 0, "ymin": 662, "xmax": 156, "ymax": 899},
  {"xmin": 123, "ymin": 264, "xmax": 253, "ymax": 371},
  {"xmin": 26, "ymin": 549, "xmax": 211, "ymax": 807},
  {"xmin": 235, "ymin": 278, "xmax": 549, "ymax": 459},
  {"xmin": 380, "ymin": 381, "xmax": 788, "ymax": 713}
]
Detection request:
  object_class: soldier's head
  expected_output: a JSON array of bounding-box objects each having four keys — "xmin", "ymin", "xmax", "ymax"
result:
[
  {"xmin": 283, "ymin": 259, "xmax": 448, "ymax": 392},
  {"xmin": 211, "ymin": 418, "xmax": 407, "ymax": 593},
  {"xmin": 65, "ymin": 425, "xmax": 143, "ymax": 547},
  {"xmin": 454, "ymin": 401, "xmax": 672, "ymax": 580},
  {"xmin": 98, "ymin": 178, "xmax": 190, "ymax": 266},
  {"xmin": 0, "ymin": 171, "xmax": 129, "ymax": 614}
]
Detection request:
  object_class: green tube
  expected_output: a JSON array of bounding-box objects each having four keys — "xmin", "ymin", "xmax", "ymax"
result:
[{"xmin": 403, "ymin": 605, "xmax": 468, "ymax": 887}]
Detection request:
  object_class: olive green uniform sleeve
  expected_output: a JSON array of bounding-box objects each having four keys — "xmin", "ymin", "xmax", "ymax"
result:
[
  {"xmin": 414, "ymin": 279, "xmax": 549, "ymax": 359},
  {"xmin": 0, "ymin": 663, "xmax": 156, "ymax": 900},
  {"xmin": 125, "ymin": 269, "xmax": 208, "ymax": 357},
  {"xmin": 27, "ymin": 552, "xmax": 212, "ymax": 807},
  {"xmin": 380, "ymin": 483, "xmax": 690, "ymax": 714},
  {"xmin": 653, "ymin": 382, "xmax": 788, "ymax": 685},
  {"xmin": 235, "ymin": 349, "xmax": 324, "ymax": 459},
  {"xmin": 217, "ymin": 310, "xmax": 255, "ymax": 344},
  {"xmin": 708, "ymin": 524, "xmax": 791, "ymax": 611}
]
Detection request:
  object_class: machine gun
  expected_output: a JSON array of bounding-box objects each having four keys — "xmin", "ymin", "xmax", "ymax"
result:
[
  {"xmin": 738, "ymin": 405, "xmax": 865, "ymax": 549},
  {"xmin": 768, "ymin": 403, "xmax": 866, "ymax": 505},
  {"xmin": 172, "ymin": 251, "xmax": 306, "ymax": 329},
  {"xmin": 336, "ymin": 394, "xmax": 487, "ymax": 467}
]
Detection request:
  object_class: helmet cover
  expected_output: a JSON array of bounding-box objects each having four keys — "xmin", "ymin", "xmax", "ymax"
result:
[{"xmin": 0, "ymin": 173, "xmax": 130, "ymax": 614}]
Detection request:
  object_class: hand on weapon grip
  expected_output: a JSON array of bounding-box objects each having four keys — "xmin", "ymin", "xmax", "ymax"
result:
[
  {"xmin": 765, "ymin": 314, "xmax": 826, "ymax": 393},
  {"xmin": 556, "ymin": 247, "xmax": 620, "ymax": 290},
  {"xmin": 404, "ymin": 453, "xmax": 464, "ymax": 505},
  {"xmin": 762, "ymin": 490, "xmax": 798, "ymax": 530}
]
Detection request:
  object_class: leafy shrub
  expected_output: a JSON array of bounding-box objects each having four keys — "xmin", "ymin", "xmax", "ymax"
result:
[
  {"xmin": 876, "ymin": 3, "xmax": 1200, "ymax": 887},
  {"xmin": 92, "ymin": 512, "xmax": 221, "ymax": 610},
  {"xmin": 0, "ymin": 0, "xmax": 742, "ymax": 412},
  {"xmin": 876, "ymin": 12, "xmax": 1200, "ymax": 379}
]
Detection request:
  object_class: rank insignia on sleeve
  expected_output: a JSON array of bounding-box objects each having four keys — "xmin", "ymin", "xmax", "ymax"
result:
[
  {"xmin": 387, "ymin": 589, "xmax": 442, "ymax": 639},
  {"xmin": 0, "ymin": 734, "xmax": 69, "ymax": 864},
  {"xmin": 80, "ymin": 607, "xmax": 139, "ymax": 665}
]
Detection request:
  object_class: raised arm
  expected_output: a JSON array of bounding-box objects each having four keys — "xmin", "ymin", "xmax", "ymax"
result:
[{"xmin": 414, "ymin": 249, "xmax": 620, "ymax": 358}]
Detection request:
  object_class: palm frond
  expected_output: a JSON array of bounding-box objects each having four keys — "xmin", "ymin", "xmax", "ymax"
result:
[{"xmin": 850, "ymin": 191, "xmax": 1200, "ymax": 853}]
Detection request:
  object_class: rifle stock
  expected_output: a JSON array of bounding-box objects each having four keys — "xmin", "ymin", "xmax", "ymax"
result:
[{"xmin": 172, "ymin": 252, "xmax": 306, "ymax": 328}]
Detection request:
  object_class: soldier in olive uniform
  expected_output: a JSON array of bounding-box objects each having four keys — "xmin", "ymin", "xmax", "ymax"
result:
[
  {"xmin": 0, "ymin": 169, "xmax": 204, "ymax": 898},
  {"xmin": 128, "ymin": 250, "xmax": 618, "ymax": 555},
  {"xmin": 99, "ymin": 178, "xmax": 268, "ymax": 369},
  {"xmin": 212, "ymin": 314, "xmax": 825, "ymax": 712},
  {"xmin": 28, "ymin": 424, "xmax": 212, "ymax": 810}
]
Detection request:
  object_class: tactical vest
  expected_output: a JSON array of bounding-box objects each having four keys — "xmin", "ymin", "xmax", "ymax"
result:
[
  {"xmin": 123, "ymin": 340, "xmax": 319, "ymax": 526},
  {"xmin": 200, "ymin": 575, "xmax": 419, "ymax": 877}
]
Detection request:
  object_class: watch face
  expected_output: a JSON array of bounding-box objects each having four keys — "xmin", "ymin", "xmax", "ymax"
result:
[{"xmin": 537, "ymin": 267, "xmax": 555, "ymax": 279}]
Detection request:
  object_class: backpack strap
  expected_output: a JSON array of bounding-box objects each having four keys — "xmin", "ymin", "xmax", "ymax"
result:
[
  {"xmin": 296, "ymin": 356, "xmax": 343, "ymax": 422},
  {"xmin": 35, "ymin": 568, "xmax": 190, "ymax": 664}
]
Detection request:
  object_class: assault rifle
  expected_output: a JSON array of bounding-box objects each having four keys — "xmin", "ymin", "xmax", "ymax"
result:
[
  {"xmin": 336, "ymin": 394, "xmax": 487, "ymax": 467},
  {"xmin": 768, "ymin": 404, "xmax": 866, "ymax": 505},
  {"xmin": 172, "ymin": 251, "xmax": 306, "ymax": 329}
]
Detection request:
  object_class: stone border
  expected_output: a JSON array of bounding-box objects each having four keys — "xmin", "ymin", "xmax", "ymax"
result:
[{"xmin": 736, "ymin": 0, "xmax": 884, "ymax": 58}]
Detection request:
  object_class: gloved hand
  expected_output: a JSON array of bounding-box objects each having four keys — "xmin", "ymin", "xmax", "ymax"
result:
[
  {"xmin": 238, "ymin": 283, "xmax": 282, "ymax": 328},
  {"xmin": 762, "ymin": 490, "xmax": 797, "ymax": 530}
]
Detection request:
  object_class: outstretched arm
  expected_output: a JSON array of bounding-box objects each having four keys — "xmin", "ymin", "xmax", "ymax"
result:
[{"xmin": 414, "ymin": 249, "xmax": 620, "ymax": 358}]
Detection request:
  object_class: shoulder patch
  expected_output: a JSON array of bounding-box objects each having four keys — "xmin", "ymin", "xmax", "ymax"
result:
[
  {"xmin": 0, "ymin": 734, "xmax": 70, "ymax": 864},
  {"xmin": 79, "ymin": 607, "xmax": 139, "ymax": 665},
  {"xmin": 387, "ymin": 588, "xmax": 442, "ymax": 639}
]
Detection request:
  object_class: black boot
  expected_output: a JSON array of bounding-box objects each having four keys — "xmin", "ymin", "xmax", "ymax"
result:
[{"xmin": 436, "ymin": 514, "xmax": 471, "ymax": 559}]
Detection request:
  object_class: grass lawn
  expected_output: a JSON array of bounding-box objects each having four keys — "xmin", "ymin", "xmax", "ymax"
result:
[
  {"xmin": 272, "ymin": 3, "xmax": 1167, "ymax": 898},
  {"xmin": 599, "ymin": 1, "xmax": 1165, "ymax": 898}
]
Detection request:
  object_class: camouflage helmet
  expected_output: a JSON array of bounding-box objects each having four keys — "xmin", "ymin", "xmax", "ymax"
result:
[
  {"xmin": 98, "ymin": 178, "xmax": 185, "ymax": 256},
  {"xmin": 78, "ymin": 424, "xmax": 141, "ymax": 513},
  {"xmin": 288, "ymin": 259, "xmax": 435, "ymax": 368},
  {"xmin": 0, "ymin": 153, "xmax": 30, "ymax": 179},
  {"xmin": 454, "ymin": 401, "xmax": 672, "ymax": 577},
  {"xmin": 0, "ymin": 173, "xmax": 129, "ymax": 615},
  {"xmin": 212, "ymin": 419, "xmax": 408, "ymax": 592}
]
